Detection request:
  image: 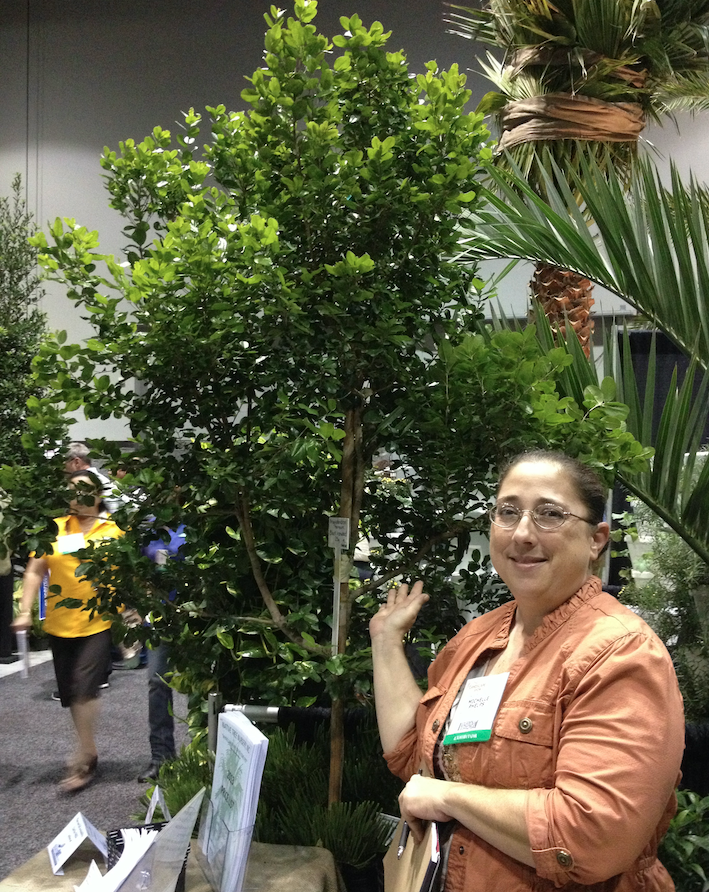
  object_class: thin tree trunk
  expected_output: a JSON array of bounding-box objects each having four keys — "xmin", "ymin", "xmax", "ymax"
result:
[{"xmin": 329, "ymin": 406, "xmax": 362, "ymax": 806}]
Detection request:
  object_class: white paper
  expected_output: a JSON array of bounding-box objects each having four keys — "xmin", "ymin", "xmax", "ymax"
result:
[
  {"xmin": 16, "ymin": 629, "xmax": 29, "ymax": 678},
  {"xmin": 73, "ymin": 787, "xmax": 205, "ymax": 892},
  {"xmin": 48, "ymin": 812, "xmax": 106, "ymax": 876},
  {"xmin": 73, "ymin": 829, "xmax": 157, "ymax": 892},
  {"xmin": 198, "ymin": 712, "xmax": 268, "ymax": 892},
  {"xmin": 145, "ymin": 786, "xmax": 172, "ymax": 824},
  {"xmin": 74, "ymin": 860, "xmax": 103, "ymax": 891}
]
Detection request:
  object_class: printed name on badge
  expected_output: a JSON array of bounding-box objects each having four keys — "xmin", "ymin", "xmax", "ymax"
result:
[{"xmin": 443, "ymin": 672, "xmax": 509, "ymax": 744}]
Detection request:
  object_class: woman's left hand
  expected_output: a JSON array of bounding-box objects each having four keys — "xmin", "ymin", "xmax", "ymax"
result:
[{"xmin": 399, "ymin": 775, "xmax": 454, "ymax": 843}]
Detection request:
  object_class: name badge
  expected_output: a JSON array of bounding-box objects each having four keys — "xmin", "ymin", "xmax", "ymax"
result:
[
  {"xmin": 443, "ymin": 672, "xmax": 509, "ymax": 744},
  {"xmin": 56, "ymin": 533, "xmax": 86, "ymax": 555}
]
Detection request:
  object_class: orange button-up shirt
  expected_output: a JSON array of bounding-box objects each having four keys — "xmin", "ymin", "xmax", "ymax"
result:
[{"xmin": 384, "ymin": 577, "xmax": 684, "ymax": 891}]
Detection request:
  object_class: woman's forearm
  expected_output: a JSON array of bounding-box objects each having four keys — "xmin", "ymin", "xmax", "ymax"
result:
[
  {"xmin": 371, "ymin": 633, "xmax": 423, "ymax": 753},
  {"xmin": 443, "ymin": 782, "xmax": 533, "ymax": 866},
  {"xmin": 12, "ymin": 558, "xmax": 47, "ymax": 627},
  {"xmin": 399, "ymin": 775, "xmax": 534, "ymax": 867},
  {"xmin": 370, "ymin": 581, "xmax": 430, "ymax": 753}
]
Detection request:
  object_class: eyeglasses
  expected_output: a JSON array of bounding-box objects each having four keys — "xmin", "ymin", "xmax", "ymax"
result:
[{"xmin": 489, "ymin": 503, "xmax": 593, "ymax": 531}]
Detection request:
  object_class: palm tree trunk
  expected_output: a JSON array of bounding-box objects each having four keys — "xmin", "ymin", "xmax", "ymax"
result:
[{"xmin": 531, "ymin": 262, "xmax": 595, "ymax": 357}]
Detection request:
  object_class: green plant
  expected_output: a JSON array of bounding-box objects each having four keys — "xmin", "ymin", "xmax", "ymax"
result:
[
  {"xmin": 0, "ymin": 173, "xmax": 47, "ymax": 570},
  {"xmin": 619, "ymin": 460, "xmax": 709, "ymax": 720},
  {"xmin": 3, "ymin": 2, "xmax": 653, "ymax": 812},
  {"xmin": 660, "ymin": 790, "xmax": 709, "ymax": 892},
  {"xmin": 0, "ymin": 174, "xmax": 46, "ymax": 467},
  {"xmin": 254, "ymin": 720, "xmax": 399, "ymax": 869},
  {"xmin": 15, "ymin": 0, "xmax": 495, "ymax": 697},
  {"xmin": 137, "ymin": 732, "xmax": 214, "ymax": 827}
]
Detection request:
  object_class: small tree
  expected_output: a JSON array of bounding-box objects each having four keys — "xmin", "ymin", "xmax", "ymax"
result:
[
  {"xmin": 0, "ymin": 174, "xmax": 47, "ymax": 579},
  {"xmin": 7, "ymin": 2, "xmax": 651, "ymax": 804},
  {"xmin": 0, "ymin": 174, "xmax": 46, "ymax": 466}
]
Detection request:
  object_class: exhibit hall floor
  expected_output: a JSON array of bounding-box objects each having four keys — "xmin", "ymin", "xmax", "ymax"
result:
[{"xmin": 0, "ymin": 649, "xmax": 188, "ymax": 881}]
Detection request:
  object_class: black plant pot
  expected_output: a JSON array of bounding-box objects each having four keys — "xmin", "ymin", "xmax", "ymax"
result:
[
  {"xmin": 681, "ymin": 720, "xmax": 709, "ymax": 797},
  {"xmin": 339, "ymin": 855, "xmax": 384, "ymax": 892},
  {"xmin": 0, "ymin": 572, "xmax": 14, "ymax": 659}
]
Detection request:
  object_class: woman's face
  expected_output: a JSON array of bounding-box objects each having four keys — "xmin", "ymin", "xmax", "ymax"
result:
[
  {"xmin": 68, "ymin": 475, "xmax": 102, "ymax": 514},
  {"xmin": 489, "ymin": 459, "xmax": 609, "ymax": 617}
]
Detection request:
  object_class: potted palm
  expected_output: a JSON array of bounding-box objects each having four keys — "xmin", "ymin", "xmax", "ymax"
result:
[{"xmin": 446, "ymin": 0, "xmax": 709, "ymax": 353}]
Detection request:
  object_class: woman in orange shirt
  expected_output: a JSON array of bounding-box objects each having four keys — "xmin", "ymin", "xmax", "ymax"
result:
[
  {"xmin": 371, "ymin": 450, "xmax": 684, "ymax": 891},
  {"xmin": 13, "ymin": 471, "xmax": 124, "ymax": 792}
]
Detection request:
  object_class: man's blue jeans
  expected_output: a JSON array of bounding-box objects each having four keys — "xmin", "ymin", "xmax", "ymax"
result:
[{"xmin": 148, "ymin": 642, "xmax": 176, "ymax": 762}]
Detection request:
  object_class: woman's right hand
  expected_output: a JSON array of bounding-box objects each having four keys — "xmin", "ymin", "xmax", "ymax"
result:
[
  {"xmin": 369, "ymin": 580, "xmax": 429, "ymax": 642},
  {"xmin": 10, "ymin": 612, "xmax": 31, "ymax": 632}
]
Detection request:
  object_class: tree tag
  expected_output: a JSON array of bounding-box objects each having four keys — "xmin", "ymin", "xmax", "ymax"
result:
[{"xmin": 328, "ymin": 516, "xmax": 350, "ymax": 550}]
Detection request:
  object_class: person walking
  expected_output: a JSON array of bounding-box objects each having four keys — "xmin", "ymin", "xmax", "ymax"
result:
[
  {"xmin": 137, "ymin": 523, "xmax": 186, "ymax": 782},
  {"xmin": 12, "ymin": 471, "xmax": 125, "ymax": 792}
]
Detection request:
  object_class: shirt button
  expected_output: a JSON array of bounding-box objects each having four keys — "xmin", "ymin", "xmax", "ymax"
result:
[
  {"xmin": 518, "ymin": 717, "xmax": 533, "ymax": 734},
  {"xmin": 458, "ymin": 846, "xmax": 465, "ymax": 855},
  {"xmin": 432, "ymin": 719, "xmax": 440, "ymax": 732},
  {"xmin": 556, "ymin": 850, "xmax": 573, "ymax": 869}
]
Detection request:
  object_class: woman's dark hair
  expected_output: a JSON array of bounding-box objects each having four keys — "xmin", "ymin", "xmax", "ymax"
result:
[
  {"xmin": 498, "ymin": 450, "xmax": 607, "ymax": 525},
  {"xmin": 68, "ymin": 470, "xmax": 107, "ymax": 513}
]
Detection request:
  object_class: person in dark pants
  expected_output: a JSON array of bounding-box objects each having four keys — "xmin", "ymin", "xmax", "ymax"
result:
[
  {"xmin": 138, "ymin": 524, "xmax": 186, "ymax": 782},
  {"xmin": 0, "ymin": 571, "xmax": 18, "ymax": 663},
  {"xmin": 0, "ymin": 492, "xmax": 19, "ymax": 664},
  {"xmin": 12, "ymin": 472, "xmax": 125, "ymax": 792},
  {"xmin": 138, "ymin": 640, "xmax": 175, "ymax": 781}
]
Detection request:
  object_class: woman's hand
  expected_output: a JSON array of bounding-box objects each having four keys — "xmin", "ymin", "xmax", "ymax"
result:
[
  {"xmin": 369, "ymin": 580, "xmax": 429, "ymax": 642},
  {"xmin": 10, "ymin": 611, "xmax": 31, "ymax": 632},
  {"xmin": 401, "ymin": 774, "xmax": 535, "ymax": 866},
  {"xmin": 399, "ymin": 775, "xmax": 454, "ymax": 843},
  {"xmin": 370, "ymin": 580, "xmax": 430, "ymax": 752},
  {"xmin": 12, "ymin": 556, "xmax": 47, "ymax": 634}
]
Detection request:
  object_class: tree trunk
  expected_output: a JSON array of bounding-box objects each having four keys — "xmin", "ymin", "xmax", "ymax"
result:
[
  {"xmin": 329, "ymin": 405, "xmax": 364, "ymax": 806},
  {"xmin": 692, "ymin": 585, "xmax": 709, "ymax": 643},
  {"xmin": 531, "ymin": 262, "xmax": 595, "ymax": 357}
]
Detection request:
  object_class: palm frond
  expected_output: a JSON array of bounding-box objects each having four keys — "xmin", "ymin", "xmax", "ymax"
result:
[
  {"xmin": 444, "ymin": 1, "xmax": 563, "ymax": 48},
  {"xmin": 459, "ymin": 151, "xmax": 709, "ymax": 369},
  {"xmin": 444, "ymin": 5, "xmax": 500, "ymax": 45},
  {"xmin": 477, "ymin": 53, "xmax": 548, "ymax": 101},
  {"xmin": 653, "ymin": 72, "xmax": 709, "ymax": 114},
  {"xmin": 445, "ymin": 0, "xmax": 709, "ymax": 121},
  {"xmin": 527, "ymin": 312, "xmax": 709, "ymax": 563}
]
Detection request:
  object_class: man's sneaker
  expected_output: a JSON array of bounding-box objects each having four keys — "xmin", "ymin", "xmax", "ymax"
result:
[
  {"xmin": 51, "ymin": 691, "xmax": 61, "ymax": 701},
  {"xmin": 99, "ymin": 681, "xmax": 110, "ymax": 690}
]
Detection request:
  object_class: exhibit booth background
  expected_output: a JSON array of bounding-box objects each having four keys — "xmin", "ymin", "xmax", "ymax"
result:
[{"xmin": 1, "ymin": 0, "xmax": 708, "ymax": 440}]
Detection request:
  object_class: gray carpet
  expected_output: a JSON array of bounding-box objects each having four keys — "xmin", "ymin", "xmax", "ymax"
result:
[{"xmin": 0, "ymin": 653, "xmax": 189, "ymax": 881}]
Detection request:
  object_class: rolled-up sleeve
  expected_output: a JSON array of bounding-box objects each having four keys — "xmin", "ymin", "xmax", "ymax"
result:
[{"xmin": 526, "ymin": 631, "xmax": 684, "ymax": 886}]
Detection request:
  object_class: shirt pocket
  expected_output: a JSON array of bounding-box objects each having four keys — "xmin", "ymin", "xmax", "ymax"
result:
[
  {"xmin": 420, "ymin": 684, "xmax": 446, "ymax": 707},
  {"xmin": 488, "ymin": 699, "xmax": 556, "ymax": 788},
  {"xmin": 418, "ymin": 684, "xmax": 447, "ymax": 733}
]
